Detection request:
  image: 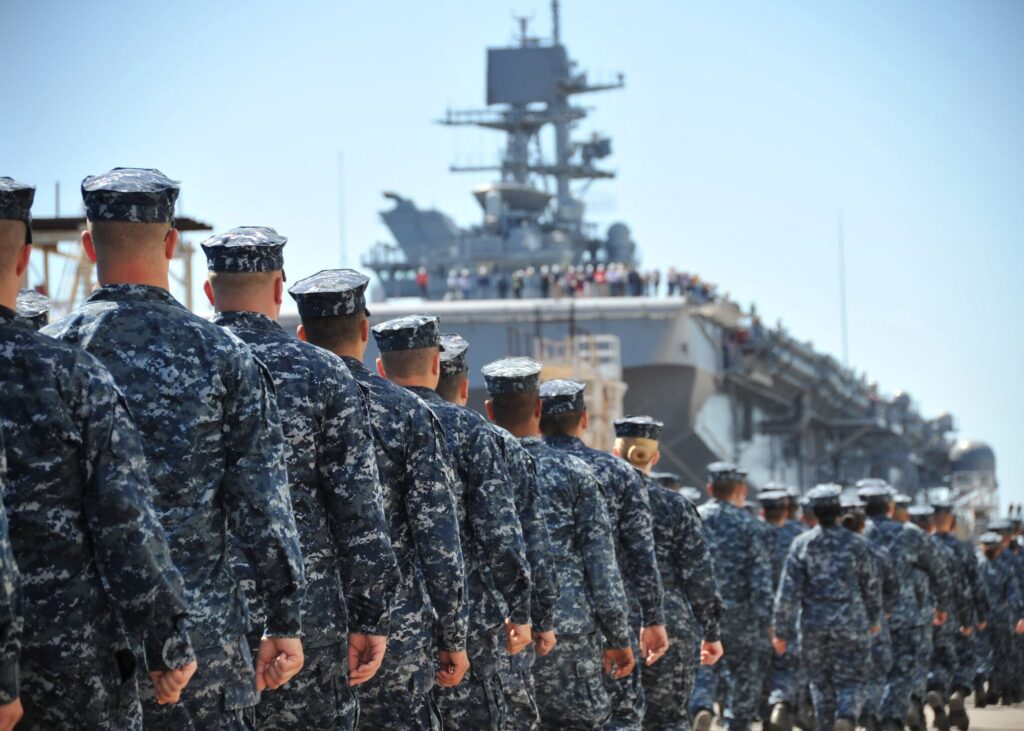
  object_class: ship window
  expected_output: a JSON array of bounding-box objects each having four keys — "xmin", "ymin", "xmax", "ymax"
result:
[{"xmin": 379, "ymin": 271, "xmax": 391, "ymax": 282}]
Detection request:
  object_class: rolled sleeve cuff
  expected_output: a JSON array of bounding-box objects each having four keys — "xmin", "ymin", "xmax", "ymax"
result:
[
  {"xmin": 0, "ymin": 664, "xmax": 18, "ymax": 705},
  {"xmin": 145, "ymin": 623, "xmax": 196, "ymax": 671},
  {"xmin": 439, "ymin": 624, "xmax": 467, "ymax": 653},
  {"xmin": 264, "ymin": 604, "xmax": 302, "ymax": 639}
]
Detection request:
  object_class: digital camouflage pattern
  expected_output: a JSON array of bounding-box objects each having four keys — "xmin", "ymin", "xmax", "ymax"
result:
[
  {"xmin": 763, "ymin": 516, "xmax": 805, "ymax": 710},
  {"xmin": 933, "ymin": 530, "xmax": 988, "ymax": 693},
  {"xmin": 689, "ymin": 498, "xmax": 772, "ymax": 731},
  {"xmin": 45, "ymin": 284, "xmax": 305, "ymax": 723},
  {"xmin": 0, "ymin": 305, "xmax": 194, "ymax": 727},
  {"xmin": 0, "ymin": 426, "xmax": 21, "ymax": 706},
  {"xmin": 641, "ymin": 476, "xmax": 722, "ymax": 731},
  {"xmin": 976, "ymin": 547, "xmax": 1022, "ymax": 701},
  {"xmin": 372, "ymin": 315, "xmax": 443, "ymax": 352},
  {"xmin": 212, "ymin": 310, "xmax": 400, "ymax": 726},
  {"xmin": 480, "ymin": 357, "xmax": 541, "ymax": 395},
  {"xmin": 439, "ymin": 333, "xmax": 470, "ymax": 377},
  {"xmin": 289, "ymin": 269, "xmax": 371, "ymax": 317},
  {"xmin": 773, "ymin": 523, "xmax": 882, "ymax": 729},
  {"xmin": 611, "ymin": 416, "xmax": 663, "ymax": 440},
  {"xmin": 81, "ymin": 167, "xmax": 178, "ymax": 222},
  {"xmin": 339, "ymin": 356, "xmax": 465, "ymax": 731},
  {"xmin": 407, "ymin": 387, "xmax": 531, "ymax": 731},
  {"xmin": 201, "ymin": 226, "xmax": 287, "ymax": 273},
  {"xmin": 0, "ymin": 176, "xmax": 34, "ymax": 242},
  {"xmin": 537, "ymin": 379, "xmax": 586, "ymax": 415},
  {"xmin": 519, "ymin": 436, "xmax": 630, "ymax": 731},
  {"xmin": 256, "ymin": 643, "xmax": 356, "ymax": 731},
  {"xmin": 14, "ymin": 289, "xmax": 47, "ymax": 331}
]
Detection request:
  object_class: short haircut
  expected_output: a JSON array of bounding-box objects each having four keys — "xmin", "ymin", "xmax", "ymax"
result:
[
  {"xmin": 0, "ymin": 220, "xmax": 27, "ymax": 264},
  {"xmin": 208, "ymin": 270, "xmax": 279, "ymax": 296},
  {"xmin": 864, "ymin": 501, "xmax": 890, "ymax": 518},
  {"xmin": 539, "ymin": 410, "xmax": 584, "ymax": 437},
  {"xmin": 301, "ymin": 311, "xmax": 365, "ymax": 351},
  {"xmin": 763, "ymin": 505, "xmax": 787, "ymax": 523},
  {"xmin": 490, "ymin": 392, "xmax": 539, "ymax": 426},
  {"xmin": 380, "ymin": 347, "xmax": 437, "ymax": 379},
  {"xmin": 814, "ymin": 503, "xmax": 841, "ymax": 526},
  {"xmin": 842, "ymin": 510, "xmax": 866, "ymax": 533},
  {"xmin": 89, "ymin": 220, "xmax": 169, "ymax": 255},
  {"xmin": 436, "ymin": 371, "xmax": 468, "ymax": 402},
  {"xmin": 710, "ymin": 479, "xmax": 737, "ymax": 500}
]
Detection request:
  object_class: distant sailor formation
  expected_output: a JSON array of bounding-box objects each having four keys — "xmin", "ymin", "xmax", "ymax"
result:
[{"xmin": 0, "ymin": 168, "xmax": 1019, "ymax": 731}]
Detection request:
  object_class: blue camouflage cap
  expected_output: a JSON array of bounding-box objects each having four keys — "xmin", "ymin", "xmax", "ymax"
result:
[
  {"xmin": 0, "ymin": 177, "xmax": 35, "ymax": 243},
  {"xmin": 288, "ymin": 269, "xmax": 371, "ymax": 318},
  {"xmin": 680, "ymin": 486, "xmax": 704, "ymax": 504},
  {"xmin": 539, "ymin": 379, "xmax": 586, "ymax": 416},
  {"xmin": 908, "ymin": 505, "xmax": 934, "ymax": 522},
  {"xmin": 893, "ymin": 494, "xmax": 912, "ymax": 507},
  {"xmin": 613, "ymin": 415, "xmax": 664, "ymax": 440},
  {"xmin": 930, "ymin": 497, "xmax": 954, "ymax": 514},
  {"xmin": 857, "ymin": 482, "xmax": 894, "ymax": 504},
  {"xmin": 650, "ymin": 472, "xmax": 682, "ymax": 488},
  {"xmin": 15, "ymin": 289, "xmax": 49, "ymax": 330},
  {"xmin": 757, "ymin": 489, "xmax": 789, "ymax": 508},
  {"xmin": 439, "ymin": 333, "xmax": 469, "ymax": 377},
  {"xmin": 481, "ymin": 357, "xmax": 542, "ymax": 395},
  {"xmin": 201, "ymin": 226, "xmax": 287, "ymax": 273},
  {"xmin": 841, "ymin": 493, "xmax": 866, "ymax": 511},
  {"xmin": 987, "ymin": 518, "xmax": 1013, "ymax": 533},
  {"xmin": 372, "ymin": 315, "xmax": 443, "ymax": 353},
  {"xmin": 806, "ymin": 483, "xmax": 842, "ymax": 508},
  {"xmin": 706, "ymin": 461, "xmax": 738, "ymax": 483},
  {"xmin": 979, "ymin": 531, "xmax": 1002, "ymax": 546},
  {"xmin": 81, "ymin": 167, "xmax": 179, "ymax": 223}
]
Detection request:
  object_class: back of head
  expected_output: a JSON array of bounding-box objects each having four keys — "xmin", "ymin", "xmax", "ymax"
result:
[
  {"xmin": 613, "ymin": 436, "xmax": 658, "ymax": 470},
  {"xmin": 301, "ymin": 312, "xmax": 366, "ymax": 351},
  {"xmin": 436, "ymin": 370, "xmax": 468, "ymax": 403},
  {"xmin": 490, "ymin": 391, "xmax": 540, "ymax": 428},
  {"xmin": 288, "ymin": 268, "xmax": 373, "ymax": 354},
  {"xmin": 380, "ymin": 347, "xmax": 438, "ymax": 379},
  {"xmin": 540, "ymin": 410, "xmax": 584, "ymax": 436}
]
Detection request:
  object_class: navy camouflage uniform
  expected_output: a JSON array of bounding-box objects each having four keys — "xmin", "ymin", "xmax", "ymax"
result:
[
  {"xmin": 14, "ymin": 289, "xmax": 48, "ymax": 331},
  {"xmin": 203, "ymin": 234, "xmax": 401, "ymax": 730},
  {"xmin": 289, "ymin": 270, "xmax": 467, "ymax": 731},
  {"xmin": 46, "ymin": 168, "xmax": 305, "ymax": 729},
  {"xmin": 541, "ymin": 380, "xmax": 665, "ymax": 731},
  {"xmin": 0, "ymin": 426, "xmax": 20, "ymax": 712},
  {"xmin": 773, "ymin": 485, "xmax": 882, "ymax": 731},
  {"xmin": 975, "ymin": 532, "xmax": 1022, "ymax": 702},
  {"xmin": 375, "ymin": 317, "xmax": 532, "ymax": 731}
]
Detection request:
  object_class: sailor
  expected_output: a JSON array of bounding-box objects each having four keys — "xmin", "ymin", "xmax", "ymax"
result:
[
  {"xmin": 858, "ymin": 481, "xmax": 949, "ymax": 731},
  {"xmin": 482, "ymin": 357, "xmax": 634, "ymax": 730},
  {"xmin": 45, "ymin": 168, "xmax": 306, "ymax": 727},
  {"xmin": 985, "ymin": 518, "xmax": 1024, "ymax": 704},
  {"xmin": 202, "ymin": 230, "xmax": 400, "ymax": 729},
  {"xmin": 1, "ymin": 175, "xmax": 197, "ymax": 728},
  {"xmin": 439, "ymin": 333, "xmax": 559, "ymax": 731},
  {"xmin": 539, "ymin": 379, "xmax": 668, "ymax": 730},
  {"xmin": 13, "ymin": 289, "xmax": 47, "ymax": 330},
  {"xmin": 688, "ymin": 463, "xmax": 773, "ymax": 731},
  {"xmin": 289, "ymin": 270, "xmax": 467, "ymax": 730},
  {"xmin": 758, "ymin": 487, "xmax": 805, "ymax": 731},
  {"xmin": 373, "ymin": 316, "xmax": 533, "ymax": 731},
  {"xmin": 611, "ymin": 416, "xmax": 724, "ymax": 731},
  {"xmin": 974, "ymin": 531, "xmax": 1024, "ymax": 705},
  {"xmin": 0, "ymin": 427, "xmax": 20, "ymax": 731},
  {"xmin": 772, "ymin": 484, "xmax": 882, "ymax": 731},
  {"xmin": 892, "ymin": 494, "xmax": 912, "ymax": 523}
]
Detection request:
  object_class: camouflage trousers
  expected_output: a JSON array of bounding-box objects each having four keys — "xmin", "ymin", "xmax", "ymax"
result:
[
  {"xmin": 435, "ymin": 628, "xmax": 506, "ymax": 730},
  {"xmin": 533, "ymin": 632, "xmax": 611, "ymax": 730},
  {"xmin": 951, "ymin": 628, "xmax": 976, "ymax": 693},
  {"xmin": 604, "ymin": 631, "xmax": 644, "ymax": 730},
  {"xmin": 911, "ymin": 622, "xmax": 933, "ymax": 703},
  {"xmin": 978, "ymin": 624, "xmax": 1016, "ymax": 699},
  {"xmin": 860, "ymin": 624, "xmax": 892, "ymax": 724},
  {"xmin": 880, "ymin": 624, "xmax": 920, "ymax": 725},
  {"xmin": 689, "ymin": 625, "xmax": 759, "ymax": 731},
  {"xmin": 767, "ymin": 636, "xmax": 800, "ymax": 708},
  {"xmin": 501, "ymin": 643, "xmax": 540, "ymax": 730},
  {"xmin": 256, "ymin": 641, "xmax": 357, "ymax": 730},
  {"xmin": 928, "ymin": 620, "xmax": 958, "ymax": 698},
  {"xmin": 640, "ymin": 632, "xmax": 697, "ymax": 730},
  {"xmin": 356, "ymin": 642, "xmax": 441, "ymax": 730},
  {"xmin": 20, "ymin": 648, "xmax": 142, "ymax": 730},
  {"xmin": 800, "ymin": 627, "xmax": 869, "ymax": 731},
  {"xmin": 141, "ymin": 635, "xmax": 257, "ymax": 730}
]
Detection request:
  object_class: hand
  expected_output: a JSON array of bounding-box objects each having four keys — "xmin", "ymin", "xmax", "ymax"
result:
[
  {"xmin": 977, "ymin": 621, "xmax": 987, "ymax": 631},
  {"xmin": 348, "ymin": 633, "xmax": 387, "ymax": 686},
  {"xmin": 436, "ymin": 650, "xmax": 470, "ymax": 687},
  {"xmin": 256, "ymin": 637, "xmax": 304, "ymax": 691},
  {"xmin": 150, "ymin": 660, "xmax": 198, "ymax": 704},
  {"xmin": 869, "ymin": 625, "xmax": 881, "ymax": 636},
  {"xmin": 602, "ymin": 647, "xmax": 635, "ymax": 679},
  {"xmin": 640, "ymin": 625, "xmax": 670, "ymax": 666},
  {"xmin": 1016, "ymin": 619, "xmax": 1024, "ymax": 635},
  {"xmin": 700, "ymin": 640, "xmax": 723, "ymax": 666},
  {"xmin": 959, "ymin": 626, "xmax": 973, "ymax": 637},
  {"xmin": 0, "ymin": 698, "xmax": 23, "ymax": 731},
  {"xmin": 934, "ymin": 610, "xmax": 948, "ymax": 626},
  {"xmin": 772, "ymin": 637, "xmax": 787, "ymax": 656},
  {"xmin": 534, "ymin": 630, "xmax": 557, "ymax": 657},
  {"xmin": 505, "ymin": 621, "xmax": 533, "ymax": 655}
]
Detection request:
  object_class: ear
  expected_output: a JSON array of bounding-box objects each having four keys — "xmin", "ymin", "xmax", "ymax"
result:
[
  {"xmin": 164, "ymin": 228, "xmax": 179, "ymax": 260},
  {"xmin": 484, "ymin": 399, "xmax": 495, "ymax": 421},
  {"xmin": 296, "ymin": 324, "xmax": 308, "ymax": 342},
  {"xmin": 203, "ymin": 279, "xmax": 215, "ymax": 307},
  {"xmin": 82, "ymin": 229, "xmax": 98, "ymax": 263},
  {"xmin": 581, "ymin": 410, "xmax": 589, "ymax": 429},
  {"xmin": 459, "ymin": 377, "xmax": 469, "ymax": 401},
  {"xmin": 376, "ymin": 357, "xmax": 387, "ymax": 378},
  {"xmin": 611, "ymin": 445, "xmax": 622, "ymax": 457},
  {"xmin": 360, "ymin": 318, "xmax": 369, "ymax": 343},
  {"xmin": 431, "ymin": 351, "xmax": 441, "ymax": 376},
  {"xmin": 533, "ymin": 397, "xmax": 542, "ymax": 419},
  {"xmin": 14, "ymin": 244, "xmax": 32, "ymax": 278},
  {"xmin": 274, "ymin": 275, "xmax": 284, "ymax": 305},
  {"xmin": 706, "ymin": 483, "xmax": 713, "ymax": 496}
]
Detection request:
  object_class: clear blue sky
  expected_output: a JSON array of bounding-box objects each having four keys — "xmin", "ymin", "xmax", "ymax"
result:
[{"xmin": 4, "ymin": 1, "xmax": 1022, "ymax": 506}]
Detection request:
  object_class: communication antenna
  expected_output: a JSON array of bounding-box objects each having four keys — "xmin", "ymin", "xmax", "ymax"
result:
[
  {"xmin": 552, "ymin": 0, "xmax": 560, "ymax": 44},
  {"xmin": 337, "ymin": 151, "xmax": 346, "ymax": 267},
  {"xmin": 838, "ymin": 209, "xmax": 849, "ymax": 365}
]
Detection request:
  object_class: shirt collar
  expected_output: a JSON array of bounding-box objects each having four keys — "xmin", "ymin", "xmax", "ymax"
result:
[
  {"xmin": 210, "ymin": 310, "xmax": 284, "ymax": 333},
  {"xmin": 85, "ymin": 283, "xmax": 187, "ymax": 310}
]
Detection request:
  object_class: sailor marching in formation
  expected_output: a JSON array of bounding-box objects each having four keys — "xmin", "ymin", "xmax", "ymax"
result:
[{"xmin": 0, "ymin": 169, "xmax": 1020, "ymax": 731}]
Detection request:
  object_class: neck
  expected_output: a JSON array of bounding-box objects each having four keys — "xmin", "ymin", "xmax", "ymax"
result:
[
  {"xmin": 97, "ymin": 262, "xmax": 169, "ymax": 290},
  {"xmin": 332, "ymin": 341, "xmax": 365, "ymax": 361},
  {"xmin": 0, "ymin": 277, "xmax": 18, "ymax": 311},
  {"xmin": 390, "ymin": 374, "xmax": 438, "ymax": 390},
  {"xmin": 766, "ymin": 516, "xmax": 786, "ymax": 527},
  {"xmin": 503, "ymin": 419, "xmax": 540, "ymax": 438},
  {"xmin": 216, "ymin": 300, "xmax": 279, "ymax": 320}
]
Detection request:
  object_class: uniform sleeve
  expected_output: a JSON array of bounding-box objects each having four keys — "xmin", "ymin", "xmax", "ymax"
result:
[
  {"xmin": 464, "ymin": 424, "xmax": 532, "ymax": 626},
  {"xmin": 750, "ymin": 521, "xmax": 775, "ymax": 627},
  {"xmin": 319, "ymin": 371, "xmax": 400, "ymax": 635},
  {"xmin": 961, "ymin": 543, "xmax": 989, "ymax": 625},
  {"xmin": 676, "ymin": 499, "xmax": 722, "ymax": 642},
  {"xmin": 857, "ymin": 540, "xmax": 882, "ymax": 626},
  {"xmin": 578, "ymin": 473, "xmax": 630, "ymax": 648},
  {"xmin": 508, "ymin": 445, "xmax": 559, "ymax": 632},
  {"xmin": 909, "ymin": 528, "xmax": 949, "ymax": 615},
  {"xmin": 881, "ymin": 553, "xmax": 899, "ymax": 617},
  {"xmin": 944, "ymin": 544, "xmax": 974, "ymax": 627},
  {"xmin": 772, "ymin": 543, "xmax": 803, "ymax": 642},
  {"xmin": 406, "ymin": 412, "xmax": 467, "ymax": 652},
  {"xmin": 0, "ymin": 429, "xmax": 22, "ymax": 704},
  {"xmin": 618, "ymin": 468, "xmax": 666, "ymax": 626},
  {"xmin": 222, "ymin": 349, "xmax": 305, "ymax": 637},
  {"xmin": 77, "ymin": 363, "xmax": 195, "ymax": 671}
]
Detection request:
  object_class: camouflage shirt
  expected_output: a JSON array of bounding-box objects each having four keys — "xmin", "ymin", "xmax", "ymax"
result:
[
  {"xmin": 935, "ymin": 531, "xmax": 988, "ymax": 626},
  {"xmin": 697, "ymin": 499, "xmax": 774, "ymax": 631},
  {"xmin": 773, "ymin": 524, "xmax": 882, "ymax": 641},
  {"xmin": 213, "ymin": 311, "xmax": 398, "ymax": 645},
  {"xmin": 341, "ymin": 357, "xmax": 466, "ymax": 654},
  {"xmin": 0, "ymin": 425, "xmax": 21, "ymax": 703},
  {"xmin": 645, "ymin": 476, "xmax": 722, "ymax": 642},
  {"xmin": 520, "ymin": 437, "xmax": 630, "ymax": 647},
  {"xmin": 45, "ymin": 285, "xmax": 304, "ymax": 648},
  {"xmin": 766, "ymin": 520, "xmax": 805, "ymax": 590},
  {"xmin": 978, "ymin": 551, "xmax": 1022, "ymax": 627},
  {"xmin": 544, "ymin": 435, "xmax": 665, "ymax": 627},
  {"xmin": 863, "ymin": 517, "xmax": 949, "ymax": 629},
  {"xmin": 489, "ymin": 424, "xmax": 559, "ymax": 632},
  {"xmin": 0, "ymin": 307, "xmax": 193, "ymax": 676},
  {"xmin": 407, "ymin": 387, "xmax": 531, "ymax": 636}
]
